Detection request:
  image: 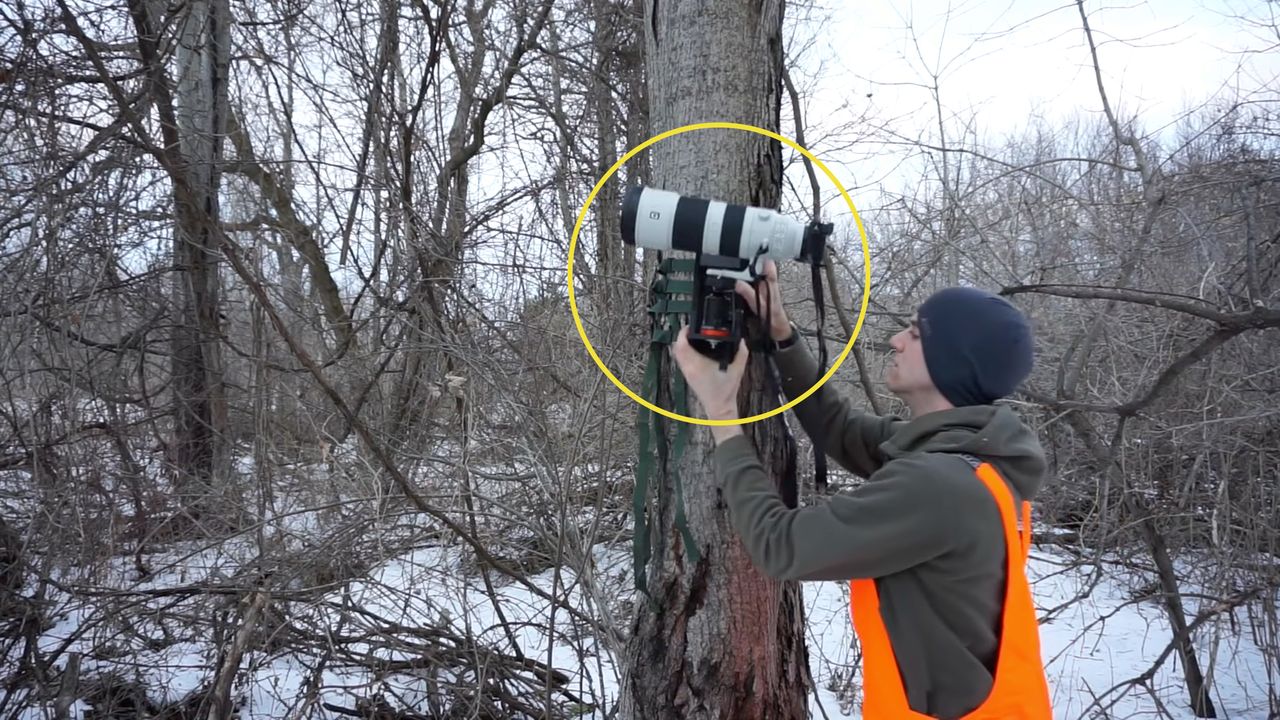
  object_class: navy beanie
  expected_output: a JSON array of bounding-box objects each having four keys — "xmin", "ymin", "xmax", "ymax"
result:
[{"xmin": 916, "ymin": 287, "xmax": 1034, "ymax": 407}]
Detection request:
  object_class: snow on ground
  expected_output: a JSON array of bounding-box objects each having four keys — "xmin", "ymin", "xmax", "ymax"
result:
[{"xmin": 12, "ymin": 528, "xmax": 1276, "ymax": 719}]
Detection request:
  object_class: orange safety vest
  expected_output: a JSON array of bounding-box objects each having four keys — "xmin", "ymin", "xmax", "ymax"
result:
[{"xmin": 848, "ymin": 459, "xmax": 1053, "ymax": 719}]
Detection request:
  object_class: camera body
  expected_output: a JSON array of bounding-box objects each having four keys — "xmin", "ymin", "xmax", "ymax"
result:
[{"xmin": 622, "ymin": 185, "xmax": 830, "ymax": 364}]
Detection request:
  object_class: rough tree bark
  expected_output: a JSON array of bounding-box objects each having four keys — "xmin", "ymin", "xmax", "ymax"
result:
[{"xmin": 619, "ymin": 0, "xmax": 809, "ymax": 717}]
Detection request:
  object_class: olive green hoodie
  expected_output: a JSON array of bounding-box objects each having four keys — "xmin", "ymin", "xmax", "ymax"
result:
[{"xmin": 714, "ymin": 339, "xmax": 1047, "ymax": 719}]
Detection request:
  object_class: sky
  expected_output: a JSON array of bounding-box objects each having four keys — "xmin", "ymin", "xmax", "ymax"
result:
[
  {"xmin": 782, "ymin": 0, "xmax": 1280, "ymax": 210},
  {"xmin": 226, "ymin": 0, "xmax": 1280, "ymax": 307}
]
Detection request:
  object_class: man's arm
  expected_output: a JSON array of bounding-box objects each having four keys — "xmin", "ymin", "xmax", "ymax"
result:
[
  {"xmin": 713, "ymin": 434, "xmax": 957, "ymax": 580},
  {"xmin": 671, "ymin": 314, "xmax": 948, "ymax": 580},
  {"xmin": 728, "ymin": 261, "xmax": 899, "ymax": 478},
  {"xmin": 770, "ymin": 328, "xmax": 901, "ymax": 478}
]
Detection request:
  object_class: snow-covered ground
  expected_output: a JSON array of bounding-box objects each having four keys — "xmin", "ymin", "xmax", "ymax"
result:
[
  {"xmin": 4, "ymin": 445, "xmax": 1274, "ymax": 720},
  {"xmin": 11, "ymin": 531, "xmax": 1275, "ymax": 720}
]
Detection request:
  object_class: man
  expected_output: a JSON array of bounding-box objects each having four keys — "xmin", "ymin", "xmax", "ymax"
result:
[{"xmin": 671, "ymin": 260, "xmax": 1053, "ymax": 719}]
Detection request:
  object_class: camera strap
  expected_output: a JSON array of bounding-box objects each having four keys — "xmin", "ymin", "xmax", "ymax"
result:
[
  {"xmin": 810, "ymin": 262, "xmax": 829, "ymax": 493},
  {"xmin": 749, "ymin": 258, "xmax": 829, "ymax": 496}
]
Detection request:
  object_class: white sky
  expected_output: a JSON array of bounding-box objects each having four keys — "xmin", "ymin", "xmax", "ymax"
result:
[{"xmin": 785, "ymin": 0, "xmax": 1280, "ymax": 209}]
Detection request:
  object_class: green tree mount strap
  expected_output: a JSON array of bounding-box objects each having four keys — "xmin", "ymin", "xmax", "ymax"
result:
[{"xmin": 633, "ymin": 258, "xmax": 702, "ymax": 602}]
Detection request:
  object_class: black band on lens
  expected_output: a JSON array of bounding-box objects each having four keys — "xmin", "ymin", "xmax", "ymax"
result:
[
  {"xmin": 673, "ymin": 196, "xmax": 709, "ymax": 253},
  {"xmin": 720, "ymin": 204, "xmax": 745, "ymax": 258},
  {"xmin": 621, "ymin": 186, "xmax": 642, "ymax": 246}
]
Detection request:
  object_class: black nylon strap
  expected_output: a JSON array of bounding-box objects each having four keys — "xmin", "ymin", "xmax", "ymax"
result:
[
  {"xmin": 811, "ymin": 262, "xmax": 828, "ymax": 493},
  {"xmin": 754, "ymin": 271, "xmax": 799, "ymax": 508}
]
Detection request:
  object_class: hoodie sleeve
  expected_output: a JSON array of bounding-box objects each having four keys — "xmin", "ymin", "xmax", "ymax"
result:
[
  {"xmin": 714, "ymin": 434, "xmax": 959, "ymax": 581},
  {"xmin": 771, "ymin": 339, "xmax": 901, "ymax": 478}
]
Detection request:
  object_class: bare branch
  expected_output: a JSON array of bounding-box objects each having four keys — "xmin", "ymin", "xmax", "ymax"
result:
[
  {"xmin": 1116, "ymin": 328, "xmax": 1240, "ymax": 417},
  {"xmin": 225, "ymin": 108, "xmax": 357, "ymax": 353},
  {"xmin": 1001, "ymin": 283, "xmax": 1280, "ymax": 329},
  {"xmin": 782, "ymin": 61, "xmax": 883, "ymax": 415}
]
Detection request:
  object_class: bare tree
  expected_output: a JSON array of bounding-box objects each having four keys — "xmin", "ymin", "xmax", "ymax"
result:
[
  {"xmin": 618, "ymin": 0, "xmax": 809, "ymax": 718},
  {"xmin": 167, "ymin": 0, "xmax": 233, "ymax": 505}
]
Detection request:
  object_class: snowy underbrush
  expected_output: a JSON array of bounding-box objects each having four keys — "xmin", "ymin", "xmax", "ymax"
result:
[
  {"xmin": 1, "ymin": 446, "xmax": 635, "ymax": 719},
  {"xmin": 2, "ymin": 453, "xmax": 1276, "ymax": 719},
  {"xmin": 3, "ymin": 526, "xmax": 628, "ymax": 718}
]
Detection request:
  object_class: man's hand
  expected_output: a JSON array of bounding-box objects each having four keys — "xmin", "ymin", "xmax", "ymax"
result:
[
  {"xmin": 735, "ymin": 259, "xmax": 792, "ymax": 342},
  {"xmin": 672, "ymin": 325, "xmax": 748, "ymax": 443}
]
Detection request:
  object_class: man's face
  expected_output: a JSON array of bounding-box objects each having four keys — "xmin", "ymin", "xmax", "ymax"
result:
[{"xmin": 886, "ymin": 313, "xmax": 934, "ymax": 396}]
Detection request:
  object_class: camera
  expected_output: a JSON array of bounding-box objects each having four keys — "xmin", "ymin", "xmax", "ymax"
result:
[{"xmin": 622, "ymin": 185, "xmax": 830, "ymax": 364}]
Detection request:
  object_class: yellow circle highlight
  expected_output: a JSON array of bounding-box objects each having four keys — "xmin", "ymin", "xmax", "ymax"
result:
[{"xmin": 567, "ymin": 121, "xmax": 871, "ymax": 426}]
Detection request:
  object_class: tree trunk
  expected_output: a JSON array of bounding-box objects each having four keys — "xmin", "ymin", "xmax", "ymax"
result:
[
  {"xmin": 1128, "ymin": 492, "xmax": 1219, "ymax": 718},
  {"xmin": 1067, "ymin": 410, "xmax": 1220, "ymax": 719},
  {"xmin": 170, "ymin": 0, "xmax": 230, "ymax": 505},
  {"xmin": 619, "ymin": 0, "xmax": 809, "ymax": 718},
  {"xmin": 591, "ymin": 0, "xmax": 625, "ymax": 313}
]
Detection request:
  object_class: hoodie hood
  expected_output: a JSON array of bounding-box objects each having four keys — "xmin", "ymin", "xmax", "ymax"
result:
[{"xmin": 880, "ymin": 404, "xmax": 1047, "ymax": 501}]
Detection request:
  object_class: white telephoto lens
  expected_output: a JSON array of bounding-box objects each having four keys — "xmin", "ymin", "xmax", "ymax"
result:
[
  {"xmin": 739, "ymin": 206, "xmax": 805, "ymax": 259},
  {"xmin": 622, "ymin": 184, "xmax": 805, "ymax": 260},
  {"xmin": 629, "ymin": 187, "xmax": 680, "ymax": 251}
]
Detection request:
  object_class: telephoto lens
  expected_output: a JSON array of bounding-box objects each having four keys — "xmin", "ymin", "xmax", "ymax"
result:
[
  {"xmin": 620, "ymin": 184, "xmax": 831, "ymax": 367},
  {"xmin": 622, "ymin": 185, "xmax": 807, "ymax": 261}
]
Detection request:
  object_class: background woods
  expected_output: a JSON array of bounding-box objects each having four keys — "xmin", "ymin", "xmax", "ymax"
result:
[{"xmin": 0, "ymin": 0, "xmax": 1277, "ymax": 718}]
